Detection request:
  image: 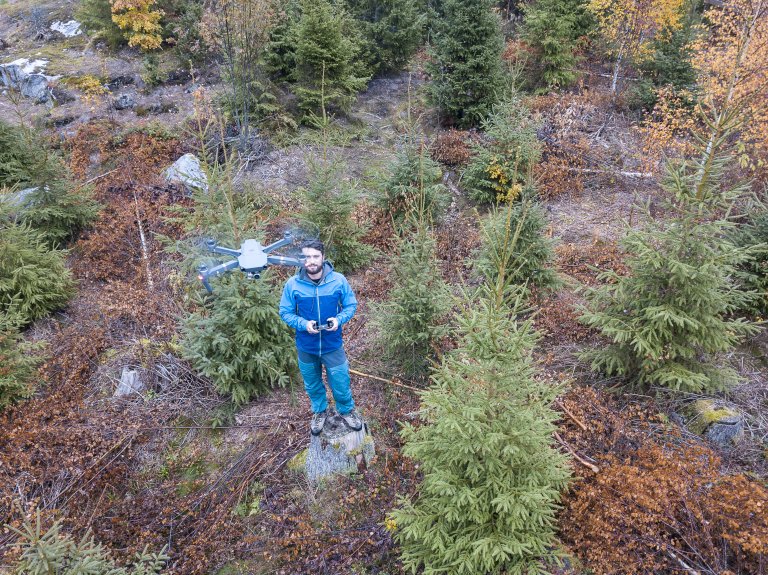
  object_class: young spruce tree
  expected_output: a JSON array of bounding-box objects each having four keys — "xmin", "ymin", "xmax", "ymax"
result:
[
  {"xmin": 1, "ymin": 120, "xmax": 99, "ymax": 247},
  {"xmin": 476, "ymin": 190, "xmax": 559, "ymax": 296},
  {"xmin": 300, "ymin": 99, "xmax": 375, "ymax": 272},
  {"xmin": 294, "ymin": 0, "xmax": 369, "ymax": 117},
  {"xmin": 0, "ymin": 310, "xmax": 42, "ymax": 411},
  {"xmin": 579, "ymin": 146, "xmax": 761, "ymax": 393},
  {"xmin": 389, "ymin": 283, "xmax": 571, "ymax": 574},
  {"xmin": 521, "ymin": 0, "xmax": 595, "ymax": 91},
  {"xmin": 370, "ymin": 214, "xmax": 449, "ymax": 382},
  {"xmin": 0, "ymin": 212, "xmax": 76, "ymax": 326},
  {"xmin": 427, "ymin": 0, "xmax": 505, "ymax": 127},
  {"xmin": 345, "ymin": 0, "xmax": 426, "ymax": 75},
  {"xmin": 181, "ymin": 273, "xmax": 297, "ymax": 406},
  {"xmin": 462, "ymin": 97, "xmax": 541, "ymax": 205},
  {"xmin": 177, "ymin": 122, "xmax": 298, "ymax": 409},
  {"xmin": 376, "ymin": 129, "xmax": 449, "ymax": 226},
  {"xmin": 10, "ymin": 511, "xmax": 168, "ymax": 575},
  {"xmin": 730, "ymin": 208, "xmax": 768, "ymax": 316}
]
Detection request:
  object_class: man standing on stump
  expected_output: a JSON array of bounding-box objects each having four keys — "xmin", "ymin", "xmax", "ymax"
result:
[{"xmin": 279, "ymin": 239, "xmax": 362, "ymax": 436}]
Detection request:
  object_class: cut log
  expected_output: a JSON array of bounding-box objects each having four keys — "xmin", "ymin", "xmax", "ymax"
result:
[{"xmin": 303, "ymin": 412, "xmax": 375, "ymax": 482}]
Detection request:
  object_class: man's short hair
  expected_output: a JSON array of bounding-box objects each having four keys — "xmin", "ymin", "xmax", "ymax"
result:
[{"xmin": 301, "ymin": 239, "xmax": 325, "ymax": 255}]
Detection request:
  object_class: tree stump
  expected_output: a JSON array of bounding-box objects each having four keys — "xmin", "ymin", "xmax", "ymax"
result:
[{"xmin": 304, "ymin": 411, "xmax": 375, "ymax": 482}]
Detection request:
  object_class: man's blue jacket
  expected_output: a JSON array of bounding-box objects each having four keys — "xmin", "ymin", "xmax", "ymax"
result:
[{"xmin": 279, "ymin": 262, "xmax": 357, "ymax": 355}]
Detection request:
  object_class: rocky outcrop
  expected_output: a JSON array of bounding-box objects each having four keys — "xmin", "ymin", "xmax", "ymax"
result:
[{"xmin": 0, "ymin": 61, "xmax": 52, "ymax": 104}]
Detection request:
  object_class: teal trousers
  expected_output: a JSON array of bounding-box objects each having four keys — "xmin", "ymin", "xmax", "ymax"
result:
[{"xmin": 297, "ymin": 347, "xmax": 354, "ymax": 415}]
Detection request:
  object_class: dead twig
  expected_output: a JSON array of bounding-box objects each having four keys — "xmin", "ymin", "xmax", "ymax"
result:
[
  {"xmin": 556, "ymin": 399, "xmax": 588, "ymax": 431},
  {"xmin": 554, "ymin": 431, "xmax": 599, "ymax": 473},
  {"xmin": 349, "ymin": 368, "xmax": 422, "ymax": 393}
]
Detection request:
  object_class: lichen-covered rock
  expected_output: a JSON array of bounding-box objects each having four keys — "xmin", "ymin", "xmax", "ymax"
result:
[
  {"xmin": 20, "ymin": 74, "xmax": 51, "ymax": 104},
  {"xmin": 685, "ymin": 399, "xmax": 743, "ymax": 446},
  {"xmin": 113, "ymin": 93, "xmax": 136, "ymax": 110},
  {"xmin": 163, "ymin": 153, "xmax": 208, "ymax": 194}
]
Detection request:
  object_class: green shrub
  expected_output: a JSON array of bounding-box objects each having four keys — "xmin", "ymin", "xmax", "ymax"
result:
[
  {"xmin": 375, "ymin": 133, "xmax": 449, "ymax": 226},
  {"xmin": 390, "ymin": 284, "xmax": 571, "ymax": 574},
  {"xmin": 370, "ymin": 225, "xmax": 449, "ymax": 381},
  {"xmin": 0, "ymin": 312, "xmax": 43, "ymax": 411},
  {"xmin": 9, "ymin": 511, "xmax": 168, "ymax": 574},
  {"xmin": 427, "ymin": 0, "xmax": 505, "ymax": 127},
  {"xmin": 579, "ymin": 156, "xmax": 761, "ymax": 393},
  {"xmin": 461, "ymin": 98, "xmax": 541, "ymax": 204},
  {"xmin": 475, "ymin": 193, "xmax": 559, "ymax": 295},
  {"xmin": 0, "ymin": 217, "xmax": 76, "ymax": 326},
  {"xmin": 181, "ymin": 273, "xmax": 298, "ymax": 406}
]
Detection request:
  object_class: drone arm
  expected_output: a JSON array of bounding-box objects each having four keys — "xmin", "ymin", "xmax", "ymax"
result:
[
  {"xmin": 263, "ymin": 232, "xmax": 293, "ymax": 254},
  {"xmin": 198, "ymin": 259, "xmax": 240, "ymax": 292},
  {"xmin": 210, "ymin": 245, "xmax": 240, "ymax": 257},
  {"xmin": 267, "ymin": 255, "xmax": 302, "ymax": 267}
]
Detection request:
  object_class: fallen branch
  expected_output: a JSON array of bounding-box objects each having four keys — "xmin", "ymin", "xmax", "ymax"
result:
[
  {"xmin": 666, "ymin": 549, "xmax": 701, "ymax": 575},
  {"xmin": 84, "ymin": 169, "xmax": 118, "ymax": 186},
  {"xmin": 132, "ymin": 188, "xmax": 154, "ymax": 289},
  {"xmin": 556, "ymin": 400, "xmax": 588, "ymax": 431},
  {"xmin": 554, "ymin": 431, "xmax": 599, "ymax": 473},
  {"xmin": 349, "ymin": 368, "xmax": 422, "ymax": 393},
  {"xmin": 566, "ymin": 167, "xmax": 655, "ymax": 178}
]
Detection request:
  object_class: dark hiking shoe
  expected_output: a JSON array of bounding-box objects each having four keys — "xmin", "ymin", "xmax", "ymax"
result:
[
  {"xmin": 310, "ymin": 411, "xmax": 327, "ymax": 436},
  {"xmin": 340, "ymin": 409, "xmax": 363, "ymax": 431}
]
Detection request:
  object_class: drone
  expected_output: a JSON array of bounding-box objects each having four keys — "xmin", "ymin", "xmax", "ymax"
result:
[{"xmin": 197, "ymin": 231, "xmax": 301, "ymax": 292}]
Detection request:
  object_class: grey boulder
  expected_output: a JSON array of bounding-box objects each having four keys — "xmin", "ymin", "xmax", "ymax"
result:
[{"xmin": 163, "ymin": 153, "xmax": 208, "ymax": 194}]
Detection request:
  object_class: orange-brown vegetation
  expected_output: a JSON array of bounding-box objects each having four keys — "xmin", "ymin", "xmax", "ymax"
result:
[
  {"xmin": 532, "ymin": 242, "xmax": 628, "ymax": 342},
  {"xmin": 642, "ymin": 0, "xmax": 768, "ymax": 178},
  {"xmin": 429, "ymin": 129, "xmax": 477, "ymax": 167},
  {"xmin": 529, "ymin": 94, "xmax": 618, "ymax": 198},
  {"xmin": 556, "ymin": 387, "xmax": 768, "ymax": 575},
  {"xmin": 555, "ymin": 241, "xmax": 629, "ymax": 285}
]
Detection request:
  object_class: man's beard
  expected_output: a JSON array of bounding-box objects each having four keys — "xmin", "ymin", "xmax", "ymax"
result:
[{"xmin": 305, "ymin": 263, "xmax": 321, "ymax": 275}]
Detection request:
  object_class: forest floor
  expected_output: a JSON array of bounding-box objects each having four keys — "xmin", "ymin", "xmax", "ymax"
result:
[{"xmin": 2, "ymin": 5, "xmax": 768, "ymax": 575}]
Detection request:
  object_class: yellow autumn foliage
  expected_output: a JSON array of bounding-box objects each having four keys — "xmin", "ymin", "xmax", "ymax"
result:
[
  {"xmin": 640, "ymin": 0, "xmax": 768, "ymax": 177},
  {"xmin": 588, "ymin": 0, "xmax": 685, "ymax": 57},
  {"xmin": 111, "ymin": 0, "xmax": 164, "ymax": 51}
]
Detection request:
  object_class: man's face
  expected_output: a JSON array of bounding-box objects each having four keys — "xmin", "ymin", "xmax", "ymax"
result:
[{"xmin": 301, "ymin": 247, "xmax": 324, "ymax": 276}]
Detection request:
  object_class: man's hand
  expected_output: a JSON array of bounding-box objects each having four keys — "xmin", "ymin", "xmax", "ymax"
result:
[
  {"xmin": 306, "ymin": 321, "xmax": 320, "ymax": 334},
  {"xmin": 327, "ymin": 317, "xmax": 339, "ymax": 331}
]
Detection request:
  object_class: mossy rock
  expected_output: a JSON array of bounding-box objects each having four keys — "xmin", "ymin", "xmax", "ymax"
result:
[
  {"xmin": 685, "ymin": 399, "xmax": 743, "ymax": 446},
  {"xmin": 287, "ymin": 448, "xmax": 309, "ymax": 473}
]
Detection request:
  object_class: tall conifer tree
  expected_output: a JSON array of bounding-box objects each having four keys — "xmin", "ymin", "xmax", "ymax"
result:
[
  {"xmin": 427, "ymin": 0, "xmax": 505, "ymax": 127},
  {"xmin": 390, "ymin": 284, "xmax": 571, "ymax": 574}
]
